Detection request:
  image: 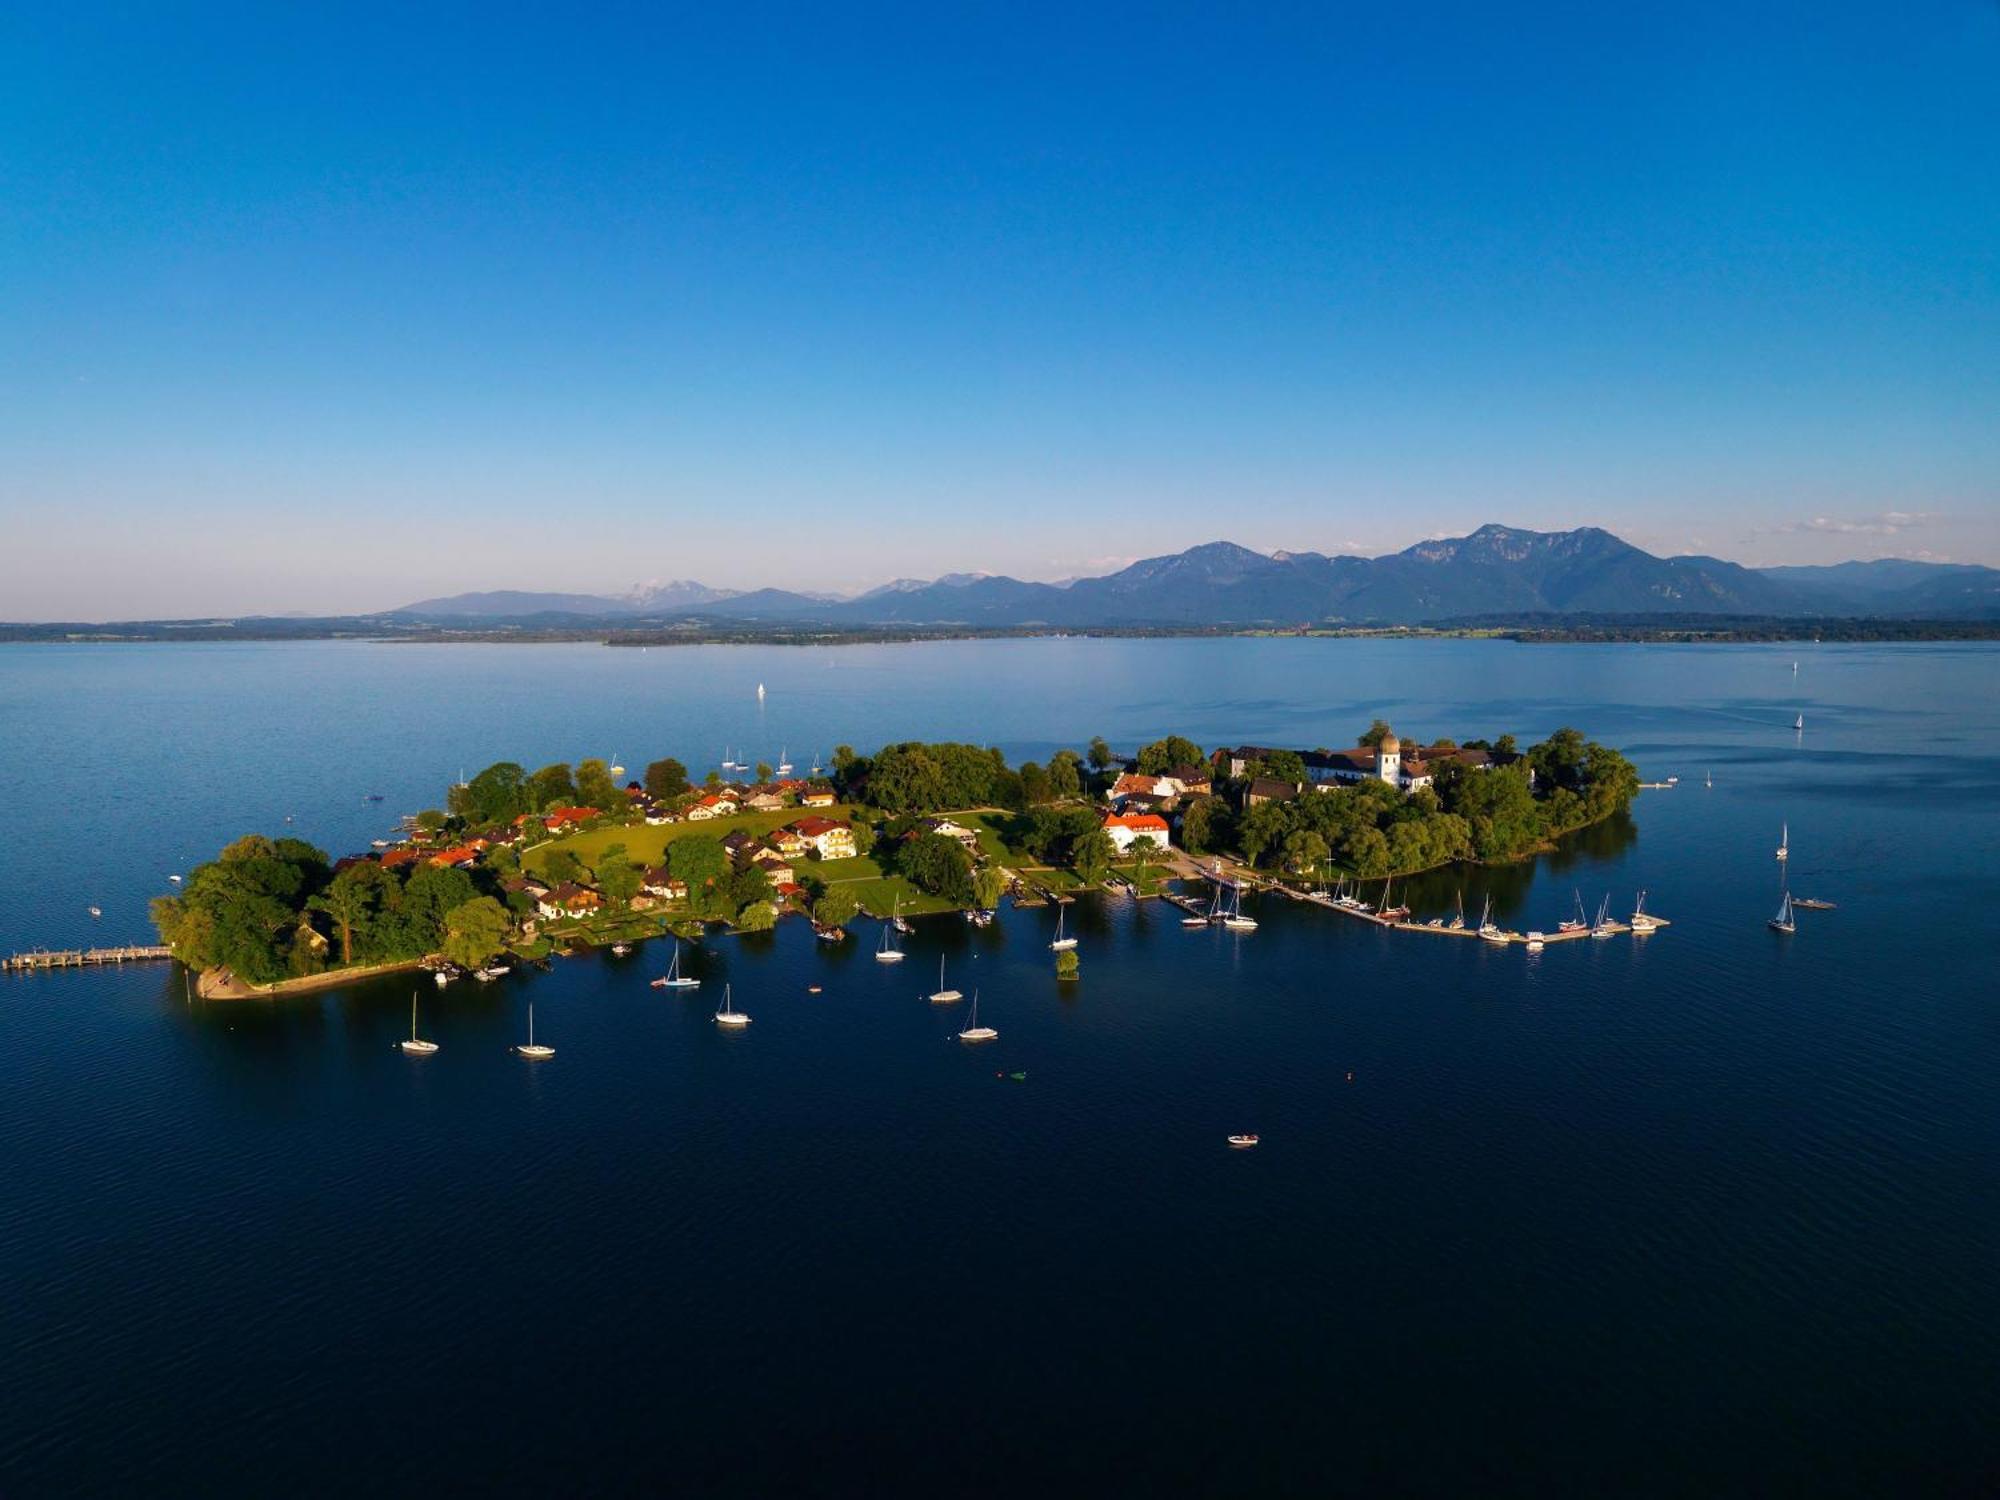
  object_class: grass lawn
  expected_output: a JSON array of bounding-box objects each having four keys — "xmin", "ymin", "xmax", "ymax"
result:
[{"xmin": 522, "ymin": 803, "xmax": 869, "ymax": 877}]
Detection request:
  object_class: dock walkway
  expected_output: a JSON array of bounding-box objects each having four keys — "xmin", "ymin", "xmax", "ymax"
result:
[{"xmin": 4, "ymin": 945, "xmax": 174, "ymax": 974}]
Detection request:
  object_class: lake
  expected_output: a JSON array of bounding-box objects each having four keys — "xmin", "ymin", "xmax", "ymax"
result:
[{"xmin": 1, "ymin": 637, "xmax": 1995, "ymax": 1496}]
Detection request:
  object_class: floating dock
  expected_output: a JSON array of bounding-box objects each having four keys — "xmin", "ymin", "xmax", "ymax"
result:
[{"xmin": 1279, "ymin": 888, "xmax": 1668, "ymax": 945}]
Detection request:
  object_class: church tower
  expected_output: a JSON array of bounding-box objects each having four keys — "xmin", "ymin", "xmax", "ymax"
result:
[{"xmin": 1375, "ymin": 731, "xmax": 1401, "ymax": 786}]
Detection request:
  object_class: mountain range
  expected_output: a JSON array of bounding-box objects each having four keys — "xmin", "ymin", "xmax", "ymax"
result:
[{"xmin": 394, "ymin": 525, "xmax": 2000, "ymax": 627}]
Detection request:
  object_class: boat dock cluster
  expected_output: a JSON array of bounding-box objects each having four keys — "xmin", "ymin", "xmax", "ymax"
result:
[
  {"xmin": 1283, "ymin": 886, "xmax": 1667, "ymax": 945},
  {"xmin": 3, "ymin": 945, "xmax": 174, "ymax": 974}
]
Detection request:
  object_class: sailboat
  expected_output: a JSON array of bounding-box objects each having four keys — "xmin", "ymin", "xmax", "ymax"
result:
[
  {"xmin": 1447, "ymin": 889, "xmax": 1465, "ymax": 930},
  {"xmin": 1776, "ymin": 823, "xmax": 1789, "ymax": 862},
  {"xmin": 1794, "ymin": 714, "xmax": 1804, "ymax": 732},
  {"xmin": 957, "ymin": 989, "xmax": 997, "ymax": 1043},
  {"xmin": 1768, "ymin": 891, "xmax": 1796, "ymax": 935},
  {"xmin": 1629, "ymin": 890, "xmax": 1660, "ymax": 934},
  {"xmin": 1049, "ymin": 905, "xmax": 1078, "ymax": 951},
  {"xmin": 1589, "ymin": 893, "xmax": 1616, "ymax": 938},
  {"xmin": 650, "ymin": 941, "xmax": 701, "ymax": 989},
  {"xmin": 757, "ymin": 682, "xmax": 766, "ymax": 701},
  {"xmin": 514, "ymin": 1003, "xmax": 555, "ymax": 1058},
  {"xmin": 1374, "ymin": 879, "xmax": 1407, "ymax": 923},
  {"xmin": 1478, "ymin": 894, "xmax": 1507, "ymax": 944},
  {"xmin": 776, "ymin": 746, "xmax": 793, "ymax": 775},
  {"xmin": 400, "ymin": 992, "xmax": 439, "ymax": 1055},
  {"xmin": 876, "ymin": 916, "xmax": 905, "ymax": 963},
  {"xmin": 891, "ymin": 898, "xmax": 913, "ymax": 935},
  {"xmin": 610, "ymin": 758, "xmax": 625, "ymax": 776},
  {"xmin": 714, "ymin": 984, "xmax": 751, "ymax": 1027},
  {"xmin": 1204, "ymin": 881, "xmax": 1226, "ymax": 924},
  {"xmin": 1558, "ymin": 890, "xmax": 1589, "ymax": 933},
  {"xmin": 1705, "ymin": 769, "xmax": 1713, "ymax": 789},
  {"xmin": 1222, "ymin": 883, "xmax": 1258, "ymax": 931},
  {"xmin": 928, "ymin": 955, "xmax": 963, "ymax": 1005}
]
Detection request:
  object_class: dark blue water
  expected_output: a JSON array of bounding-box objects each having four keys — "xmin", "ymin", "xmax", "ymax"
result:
[{"xmin": 1, "ymin": 639, "xmax": 1996, "ymax": 1496}]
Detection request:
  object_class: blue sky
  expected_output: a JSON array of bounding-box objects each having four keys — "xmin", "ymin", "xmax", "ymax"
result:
[{"xmin": 3, "ymin": 1, "xmax": 1995, "ymax": 617}]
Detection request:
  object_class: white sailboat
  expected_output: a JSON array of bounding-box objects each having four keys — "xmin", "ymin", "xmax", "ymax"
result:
[
  {"xmin": 514, "ymin": 1003, "xmax": 555, "ymax": 1058},
  {"xmin": 1558, "ymin": 890, "xmax": 1588, "ymax": 933},
  {"xmin": 757, "ymin": 682, "xmax": 766, "ymax": 701},
  {"xmin": 776, "ymin": 746, "xmax": 793, "ymax": 775},
  {"xmin": 714, "ymin": 984, "xmax": 751, "ymax": 1027},
  {"xmin": 928, "ymin": 955, "xmax": 963, "ymax": 1005},
  {"xmin": 651, "ymin": 941, "xmax": 701, "ymax": 989},
  {"xmin": 1478, "ymin": 894, "xmax": 1507, "ymax": 944},
  {"xmin": 1589, "ymin": 893, "xmax": 1616, "ymax": 938},
  {"xmin": 1447, "ymin": 889, "xmax": 1465, "ymax": 930},
  {"xmin": 1705, "ymin": 769, "xmax": 1713, "ymax": 789},
  {"xmin": 1049, "ymin": 904, "xmax": 1078, "ymax": 951},
  {"xmin": 1629, "ymin": 890, "xmax": 1659, "ymax": 934},
  {"xmin": 1222, "ymin": 882, "xmax": 1258, "ymax": 931},
  {"xmin": 876, "ymin": 915, "xmax": 905, "ymax": 963},
  {"xmin": 1776, "ymin": 823, "xmax": 1789, "ymax": 862},
  {"xmin": 1768, "ymin": 890, "xmax": 1795, "ymax": 935},
  {"xmin": 1794, "ymin": 714, "xmax": 1804, "ymax": 732},
  {"xmin": 891, "ymin": 898, "xmax": 912, "ymax": 935},
  {"xmin": 400, "ymin": 992, "xmax": 439, "ymax": 1055},
  {"xmin": 956, "ymin": 989, "xmax": 997, "ymax": 1043}
]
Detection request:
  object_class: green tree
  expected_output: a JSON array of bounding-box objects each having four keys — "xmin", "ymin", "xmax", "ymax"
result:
[
  {"xmin": 1018, "ymin": 761, "xmax": 1052, "ymax": 805},
  {"xmin": 394, "ymin": 865, "xmax": 479, "ymax": 956},
  {"xmin": 414, "ymin": 809, "xmax": 448, "ymax": 836},
  {"xmin": 900, "ymin": 832, "xmax": 975, "ymax": 905},
  {"xmin": 1259, "ymin": 749, "xmax": 1307, "ymax": 785},
  {"xmin": 311, "ymin": 860, "xmax": 393, "ymax": 965},
  {"xmin": 727, "ymin": 864, "xmax": 774, "ymax": 913},
  {"xmin": 594, "ymin": 844, "xmax": 642, "ymax": 909},
  {"xmin": 756, "ymin": 761, "xmax": 773, "ymax": 782},
  {"xmin": 451, "ymin": 762, "xmax": 529, "ymax": 825},
  {"xmin": 1072, "ymin": 829, "xmax": 1114, "ymax": 885},
  {"xmin": 1359, "ymin": 719, "xmax": 1394, "ymax": 748},
  {"xmin": 814, "ymin": 887, "xmax": 859, "ymax": 928},
  {"xmin": 1178, "ymin": 795, "xmax": 1227, "ymax": 856},
  {"xmin": 1047, "ymin": 750, "xmax": 1083, "ymax": 800},
  {"xmin": 973, "ymin": 865, "xmax": 1006, "ymax": 910},
  {"xmin": 668, "ymin": 836, "xmax": 730, "ymax": 915},
  {"xmin": 529, "ymin": 763, "xmax": 577, "ymax": 810},
  {"xmin": 542, "ymin": 849, "xmax": 585, "ymax": 885},
  {"xmin": 1087, "ymin": 736, "xmax": 1114, "ymax": 772},
  {"xmin": 576, "ymin": 757, "xmax": 624, "ymax": 813},
  {"xmin": 1055, "ymin": 947, "xmax": 1080, "ymax": 980},
  {"xmin": 1137, "ymin": 735, "xmax": 1203, "ymax": 775},
  {"xmin": 644, "ymin": 758, "xmax": 690, "ymax": 800},
  {"xmin": 1238, "ymin": 801, "xmax": 1293, "ymax": 867},
  {"xmin": 734, "ymin": 899, "xmax": 776, "ymax": 932},
  {"xmin": 1283, "ymin": 829, "xmax": 1330, "ymax": 876},
  {"xmin": 442, "ymin": 896, "xmax": 511, "ymax": 970}
]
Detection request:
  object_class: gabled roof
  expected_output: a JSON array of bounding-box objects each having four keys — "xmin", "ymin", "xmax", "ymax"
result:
[
  {"xmin": 1103, "ymin": 811, "xmax": 1170, "ymax": 832},
  {"xmin": 791, "ymin": 815, "xmax": 847, "ymax": 838}
]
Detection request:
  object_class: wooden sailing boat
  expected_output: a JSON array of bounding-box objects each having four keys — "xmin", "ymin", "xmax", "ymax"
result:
[
  {"xmin": 514, "ymin": 1002, "xmax": 555, "ymax": 1058},
  {"xmin": 957, "ymin": 989, "xmax": 997, "ymax": 1043},
  {"xmin": 1558, "ymin": 889, "xmax": 1588, "ymax": 933},
  {"xmin": 400, "ymin": 992, "xmax": 439, "ymax": 1055}
]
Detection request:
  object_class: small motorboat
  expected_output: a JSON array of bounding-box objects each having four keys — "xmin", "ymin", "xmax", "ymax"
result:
[
  {"xmin": 1792, "ymin": 897, "xmax": 1837, "ymax": 911},
  {"xmin": 1226, "ymin": 1134, "xmax": 1260, "ymax": 1149},
  {"xmin": 87, "ymin": 905, "xmax": 102, "ymax": 918},
  {"xmin": 167, "ymin": 874, "xmax": 182, "ymax": 884},
  {"xmin": 610, "ymin": 943, "xmax": 631, "ymax": 956},
  {"xmin": 806, "ymin": 984, "xmax": 822, "ymax": 994},
  {"xmin": 1525, "ymin": 931, "xmax": 1545, "ymax": 951}
]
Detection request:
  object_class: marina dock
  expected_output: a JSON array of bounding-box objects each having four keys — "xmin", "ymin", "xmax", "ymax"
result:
[{"xmin": 1274, "ymin": 886, "xmax": 1668, "ymax": 945}]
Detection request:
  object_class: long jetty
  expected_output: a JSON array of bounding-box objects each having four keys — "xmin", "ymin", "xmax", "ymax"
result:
[
  {"xmin": 3, "ymin": 945, "xmax": 174, "ymax": 974},
  {"xmin": 1272, "ymin": 886, "xmax": 1668, "ymax": 945}
]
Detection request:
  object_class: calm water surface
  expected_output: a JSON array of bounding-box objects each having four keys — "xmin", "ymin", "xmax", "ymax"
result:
[{"xmin": 1, "ymin": 638, "xmax": 1996, "ymax": 1496}]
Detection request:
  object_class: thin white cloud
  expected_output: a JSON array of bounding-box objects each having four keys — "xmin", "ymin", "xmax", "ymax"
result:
[{"xmin": 1758, "ymin": 510, "xmax": 1940, "ymax": 537}]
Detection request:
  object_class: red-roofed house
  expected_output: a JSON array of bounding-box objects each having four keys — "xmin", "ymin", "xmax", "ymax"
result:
[
  {"xmin": 543, "ymin": 806, "xmax": 600, "ymax": 832},
  {"xmin": 1101, "ymin": 811, "xmax": 1171, "ymax": 854},
  {"xmin": 789, "ymin": 816, "xmax": 857, "ymax": 860},
  {"xmin": 380, "ymin": 848, "xmax": 424, "ymax": 871}
]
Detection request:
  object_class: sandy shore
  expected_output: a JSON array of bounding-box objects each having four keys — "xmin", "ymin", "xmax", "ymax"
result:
[{"xmin": 197, "ymin": 958, "xmax": 425, "ymax": 1000}]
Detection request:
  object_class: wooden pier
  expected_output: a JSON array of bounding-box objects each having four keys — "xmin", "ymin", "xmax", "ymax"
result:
[{"xmin": 3, "ymin": 945, "xmax": 174, "ymax": 974}]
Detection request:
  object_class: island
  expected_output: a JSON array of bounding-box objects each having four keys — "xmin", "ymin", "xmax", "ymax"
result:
[{"xmin": 151, "ymin": 724, "xmax": 1640, "ymax": 995}]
